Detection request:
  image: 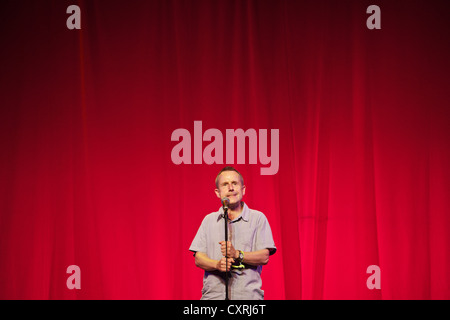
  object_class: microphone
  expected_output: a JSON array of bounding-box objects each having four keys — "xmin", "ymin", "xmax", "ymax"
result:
[{"xmin": 221, "ymin": 197, "xmax": 230, "ymax": 209}]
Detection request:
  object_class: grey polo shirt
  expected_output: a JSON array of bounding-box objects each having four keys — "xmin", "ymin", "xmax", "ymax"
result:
[{"xmin": 189, "ymin": 203, "xmax": 276, "ymax": 300}]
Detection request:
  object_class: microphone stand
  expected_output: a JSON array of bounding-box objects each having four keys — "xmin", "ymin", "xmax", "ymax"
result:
[{"xmin": 223, "ymin": 206, "xmax": 229, "ymax": 300}]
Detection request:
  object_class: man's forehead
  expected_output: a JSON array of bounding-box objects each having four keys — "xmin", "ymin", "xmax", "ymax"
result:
[{"xmin": 218, "ymin": 171, "xmax": 241, "ymax": 183}]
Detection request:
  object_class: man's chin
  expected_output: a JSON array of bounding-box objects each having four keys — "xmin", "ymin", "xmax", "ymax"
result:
[{"xmin": 228, "ymin": 200, "xmax": 243, "ymax": 209}]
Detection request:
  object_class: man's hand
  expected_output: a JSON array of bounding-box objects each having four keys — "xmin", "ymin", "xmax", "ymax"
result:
[
  {"xmin": 219, "ymin": 241, "xmax": 238, "ymax": 259},
  {"xmin": 216, "ymin": 256, "xmax": 235, "ymax": 272}
]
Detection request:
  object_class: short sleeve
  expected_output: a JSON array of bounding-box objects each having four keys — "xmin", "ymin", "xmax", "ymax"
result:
[
  {"xmin": 189, "ymin": 216, "xmax": 208, "ymax": 254},
  {"xmin": 255, "ymin": 214, "xmax": 277, "ymax": 255}
]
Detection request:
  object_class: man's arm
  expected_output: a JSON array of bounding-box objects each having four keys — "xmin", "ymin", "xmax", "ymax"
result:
[
  {"xmin": 240, "ymin": 249, "xmax": 270, "ymax": 266},
  {"xmin": 219, "ymin": 241, "xmax": 270, "ymax": 266},
  {"xmin": 194, "ymin": 251, "xmax": 234, "ymax": 272}
]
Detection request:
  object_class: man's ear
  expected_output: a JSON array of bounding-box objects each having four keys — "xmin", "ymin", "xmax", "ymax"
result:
[
  {"xmin": 242, "ymin": 185, "xmax": 246, "ymax": 196},
  {"xmin": 214, "ymin": 188, "xmax": 221, "ymax": 199}
]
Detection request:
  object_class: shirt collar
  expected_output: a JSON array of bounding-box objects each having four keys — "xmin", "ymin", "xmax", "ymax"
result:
[{"xmin": 217, "ymin": 202, "xmax": 250, "ymax": 222}]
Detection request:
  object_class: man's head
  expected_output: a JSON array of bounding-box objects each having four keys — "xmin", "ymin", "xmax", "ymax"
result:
[{"xmin": 214, "ymin": 166, "xmax": 246, "ymax": 208}]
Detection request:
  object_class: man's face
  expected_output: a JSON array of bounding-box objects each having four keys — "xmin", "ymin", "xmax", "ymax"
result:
[{"xmin": 215, "ymin": 171, "xmax": 246, "ymax": 207}]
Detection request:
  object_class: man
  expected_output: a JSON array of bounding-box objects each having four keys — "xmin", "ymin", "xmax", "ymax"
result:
[{"xmin": 189, "ymin": 166, "xmax": 276, "ymax": 300}]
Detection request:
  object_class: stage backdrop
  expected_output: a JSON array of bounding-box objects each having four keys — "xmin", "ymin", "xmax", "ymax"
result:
[{"xmin": 0, "ymin": 0, "xmax": 449, "ymax": 299}]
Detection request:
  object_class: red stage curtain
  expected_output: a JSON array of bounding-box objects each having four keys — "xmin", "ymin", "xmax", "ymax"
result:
[{"xmin": 0, "ymin": 0, "xmax": 449, "ymax": 299}]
